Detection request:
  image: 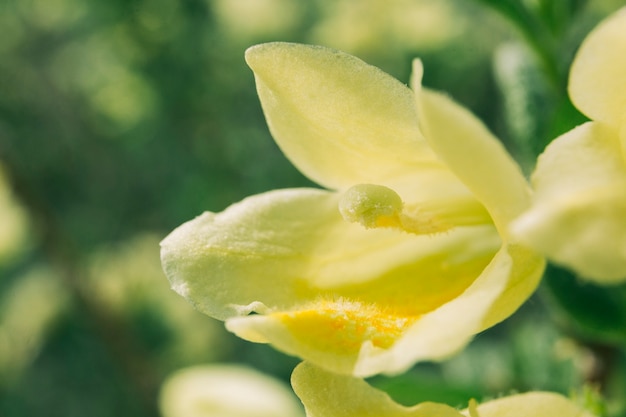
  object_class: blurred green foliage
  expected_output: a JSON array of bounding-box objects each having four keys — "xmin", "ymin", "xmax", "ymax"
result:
[{"xmin": 1, "ymin": 0, "xmax": 625, "ymax": 416}]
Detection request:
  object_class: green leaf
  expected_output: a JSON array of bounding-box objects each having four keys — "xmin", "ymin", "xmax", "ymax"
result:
[
  {"xmin": 542, "ymin": 264, "xmax": 626, "ymax": 345},
  {"xmin": 369, "ymin": 370, "xmax": 483, "ymax": 408},
  {"xmin": 493, "ymin": 42, "xmax": 554, "ymax": 172}
]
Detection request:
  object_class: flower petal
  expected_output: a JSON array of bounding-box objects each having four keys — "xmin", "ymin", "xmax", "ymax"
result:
[
  {"xmin": 245, "ymin": 42, "xmax": 443, "ymax": 190},
  {"xmin": 350, "ymin": 243, "xmax": 543, "ymax": 376},
  {"xmin": 411, "ymin": 60, "xmax": 531, "ymax": 235},
  {"xmin": 159, "ymin": 364, "xmax": 304, "ymax": 417},
  {"xmin": 226, "ymin": 242, "xmax": 541, "ymax": 377},
  {"xmin": 291, "ymin": 363, "xmax": 595, "ymax": 417},
  {"xmin": 569, "ymin": 7, "xmax": 626, "ymax": 126},
  {"xmin": 461, "ymin": 391, "xmax": 597, "ymax": 417},
  {"xmin": 160, "ymin": 188, "xmax": 340, "ymax": 320},
  {"xmin": 161, "ymin": 187, "xmax": 500, "ymax": 323},
  {"xmin": 290, "ymin": 362, "xmax": 464, "ymax": 417},
  {"xmin": 511, "ymin": 122, "xmax": 626, "ymax": 283}
]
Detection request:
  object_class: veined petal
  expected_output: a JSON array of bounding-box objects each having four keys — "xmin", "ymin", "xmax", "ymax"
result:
[
  {"xmin": 461, "ymin": 392, "xmax": 597, "ymax": 417},
  {"xmin": 569, "ymin": 7, "xmax": 626, "ymax": 126},
  {"xmin": 411, "ymin": 60, "xmax": 531, "ymax": 236},
  {"xmin": 511, "ymin": 122, "xmax": 626, "ymax": 283},
  {"xmin": 290, "ymin": 362, "xmax": 464, "ymax": 417},
  {"xmin": 245, "ymin": 42, "xmax": 443, "ymax": 190}
]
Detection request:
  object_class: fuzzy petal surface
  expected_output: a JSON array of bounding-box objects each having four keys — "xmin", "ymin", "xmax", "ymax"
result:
[
  {"xmin": 159, "ymin": 365, "xmax": 303, "ymax": 417},
  {"xmin": 245, "ymin": 42, "xmax": 450, "ymax": 194},
  {"xmin": 511, "ymin": 122, "xmax": 626, "ymax": 283},
  {"xmin": 569, "ymin": 7, "xmax": 626, "ymax": 126},
  {"xmin": 226, "ymin": 242, "xmax": 541, "ymax": 377},
  {"xmin": 161, "ymin": 188, "xmax": 500, "ymax": 324}
]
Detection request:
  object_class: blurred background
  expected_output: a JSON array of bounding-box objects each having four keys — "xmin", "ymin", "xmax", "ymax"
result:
[{"xmin": 1, "ymin": 0, "xmax": 625, "ymax": 416}]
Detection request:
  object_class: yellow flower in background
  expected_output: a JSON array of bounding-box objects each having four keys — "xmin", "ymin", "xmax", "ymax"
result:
[
  {"xmin": 291, "ymin": 362, "xmax": 597, "ymax": 417},
  {"xmin": 0, "ymin": 164, "xmax": 30, "ymax": 263},
  {"xmin": 511, "ymin": 7, "xmax": 626, "ymax": 284},
  {"xmin": 159, "ymin": 364, "xmax": 304, "ymax": 417},
  {"xmin": 160, "ymin": 42, "xmax": 544, "ymax": 377}
]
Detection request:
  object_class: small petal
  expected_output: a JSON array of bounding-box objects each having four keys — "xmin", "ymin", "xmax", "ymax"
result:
[
  {"xmin": 290, "ymin": 362, "xmax": 464, "ymax": 417},
  {"xmin": 159, "ymin": 364, "xmax": 303, "ymax": 417},
  {"xmin": 411, "ymin": 60, "xmax": 531, "ymax": 235},
  {"xmin": 461, "ymin": 392, "xmax": 597, "ymax": 417},
  {"xmin": 292, "ymin": 364, "xmax": 596, "ymax": 417},
  {"xmin": 511, "ymin": 122, "xmax": 626, "ymax": 283},
  {"xmin": 245, "ymin": 42, "xmax": 444, "ymax": 191},
  {"xmin": 569, "ymin": 7, "xmax": 626, "ymax": 126}
]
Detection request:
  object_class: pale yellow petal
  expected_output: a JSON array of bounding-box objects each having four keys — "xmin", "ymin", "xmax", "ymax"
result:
[
  {"xmin": 477, "ymin": 244, "xmax": 546, "ymax": 329},
  {"xmin": 226, "ymin": 225, "xmax": 499, "ymax": 375},
  {"xmin": 227, "ymin": 241, "xmax": 541, "ymax": 377},
  {"xmin": 245, "ymin": 42, "xmax": 442, "ymax": 190},
  {"xmin": 528, "ymin": 122, "xmax": 626, "ymax": 200},
  {"xmin": 511, "ymin": 122, "xmax": 626, "ymax": 283},
  {"xmin": 159, "ymin": 365, "xmax": 304, "ymax": 417},
  {"xmin": 291, "ymin": 362, "xmax": 464, "ymax": 417},
  {"xmin": 293, "ymin": 364, "xmax": 595, "ymax": 417},
  {"xmin": 460, "ymin": 391, "xmax": 597, "ymax": 417},
  {"xmin": 569, "ymin": 7, "xmax": 626, "ymax": 126},
  {"xmin": 350, "ymin": 243, "xmax": 543, "ymax": 376},
  {"xmin": 160, "ymin": 188, "xmax": 334, "ymax": 320},
  {"xmin": 411, "ymin": 60, "xmax": 531, "ymax": 235},
  {"xmin": 161, "ymin": 187, "xmax": 500, "ymax": 323}
]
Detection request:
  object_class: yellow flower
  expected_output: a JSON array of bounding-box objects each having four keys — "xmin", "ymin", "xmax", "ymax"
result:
[
  {"xmin": 511, "ymin": 7, "xmax": 626, "ymax": 284},
  {"xmin": 160, "ymin": 42, "xmax": 544, "ymax": 376},
  {"xmin": 291, "ymin": 362, "xmax": 597, "ymax": 417}
]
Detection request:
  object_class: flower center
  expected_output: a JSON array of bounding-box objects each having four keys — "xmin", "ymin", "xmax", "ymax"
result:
[
  {"xmin": 276, "ymin": 297, "xmax": 419, "ymax": 354},
  {"xmin": 339, "ymin": 183, "xmax": 492, "ymax": 234}
]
